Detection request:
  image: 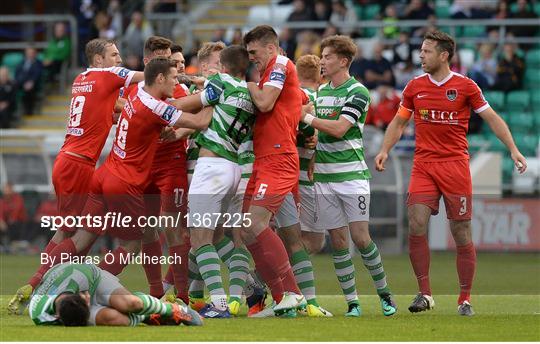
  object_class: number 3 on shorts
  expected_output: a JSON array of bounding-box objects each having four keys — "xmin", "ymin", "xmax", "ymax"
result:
[{"xmin": 255, "ymin": 183, "xmax": 268, "ymax": 200}]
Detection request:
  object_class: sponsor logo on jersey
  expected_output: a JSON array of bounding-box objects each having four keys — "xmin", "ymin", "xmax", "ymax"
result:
[
  {"xmin": 67, "ymin": 127, "xmax": 84, "ymax": 136},
  {"xmin": 269, "ymin": 71, "xmax": 285, "ymax": 83},
  {"xmin": 446, "ymin": 89, "xmax": 458, "ymax": 101},
  {"xmin": 113, "ymin": 144, "xmax": 126, "ymax": 159},
  {"xmin": 419, "ymin": 108, "xmax": 459, "ymax": 123},
  {"xmin": 162, "ymin": 105, "xmax": 176, "ymax": 121},
  {"xmin": 117, "ymin": 68, "xmax": 130, "ymax": 78}
]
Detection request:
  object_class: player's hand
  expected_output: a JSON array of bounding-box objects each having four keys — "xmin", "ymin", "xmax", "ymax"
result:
[
  {"xmin": 511, "ymin": 150, "xmax": 527, "ymax": 174},
  {"xmin": 302, "ymin": 102, "xmax": 314, "ymax": 117},
  {"xmin": 304, "ymin": 135, "xmax": 317, "ymax": 149},
  {"xmin": 160, "ymin": 126, "xmax": 176, "ymax": 142},
  {"xmin": 374, "ymin": 151, "xmax": 388, "ymax": 171},
  {"xmin": 190, "ymin": 76, "xmax": 206, "ymax": 89}
]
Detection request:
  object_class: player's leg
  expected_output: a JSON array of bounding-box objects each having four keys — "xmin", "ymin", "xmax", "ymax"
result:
[
  {"xmin": 439, "ymin": 159, "xmax": 475, "ymax": 316},
  {"xmin": 163, "ymin": 216, "xmax": 190, "ymax": 304},
  {"xmin": 298, "ymin": 184, "xmax": 326, "ymax": 254},
  {"xmin": 339, "ymin": 180, "xmax": 396, "ymax": 316},
  {"xmin": 301, "ymin": 232, "xmax": 325, "ymax": 255},
  {"xmin": 92, "ymin": 306, "xmax": 132, "ymax": 326},
  {"xmin": 406, "ymin": 161, "xmax": 440, "ymax": 313}
]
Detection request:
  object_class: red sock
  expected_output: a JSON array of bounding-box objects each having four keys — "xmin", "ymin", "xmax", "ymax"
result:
[
  {"xmin": 43, "ymin": 240, "xmax": 58, "ymax": 255},
  {"xmin": 281, "ymin": 267, "xmax": 301, "ymax": 294},
  {"xmin": 456, "ymin": 242, "xmax": 476, "ymax": 304},
  {"xmin": 247, "ymin": 240, "xmax": 284, "ymax": 303},
  {"xmin": 29, "ymin": 238, "xmax": 77, "ymax": 288},
  {"xmin": 409, "ymin": 234, "xmax": 431, "ymax": 296},
  {"xmin": 257, "ymin": 228, "xmax": 291, "ymax": 275},
  {"xmin": 142, "ymin": 240, "xmax": 164, "ymax": 297},
  {"xmin": 98, "ymin": 246, "xmax": 129, "ymax": 276},
  {"xmin": 169, "ymin": 244, "xmax": 189, "ymax": 303}
]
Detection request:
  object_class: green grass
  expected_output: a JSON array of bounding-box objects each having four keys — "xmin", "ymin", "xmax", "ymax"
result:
[{"xmin": 1, "ymin": 253, "xmax": 539, "ymax": 341}]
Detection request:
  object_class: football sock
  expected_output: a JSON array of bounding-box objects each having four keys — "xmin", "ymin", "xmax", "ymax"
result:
[
  {"xmin": 227, "ymin": 247, "xmax": 250, "ymax": 303},
  {"xmin": 290, "ymin": 249, "xmax": 318, "ymax": 305},
  {"xmin": 98, "ymin": 246, "xmax": 129, "ymax": 275},
  {"xmin": 169, "ymin": 244, "xmax": 189, "ymax": 303},
  {"xmin": 333, "ymin": 248, "xmax": 359, "ymax": 305},
  {"xmin": 127, "ymin": 313, "xmax": 146, "ymax": 326},
  {"xmin": 195, "ymin": 244, "xmax": 228, "ymax": 311},
  {"xmin": 28, "ymin": 238, "xmax": 77, "ymax": 288},
  {"xmin": 43, "ymin": 240, "xmax": 58, "ymax": 255},
  {"xmin": 456, "ymin": 242, "xmax": 476, "ymax": 304},
  {"xmin": 359, "ymin": 241, "xmax": 391, "ymax": 296},
  {"xmin": 215, "ymin": 235, "xmax": 235, "ymax": 266},
  {"xmin": 188, "ymin": 249, "xmax": 205, "ymax": 299},
  {"xmin": 247, "ymin": 240, "xmax": 284, "ymax": 303},
  {"xmin": 257, "ymin": 227, "xmax": 293, "ymax": 277},
  {"xmin": 408, "ymin": 234, "xmax": 432, "ymax": 296},
  {"xmin": 142, "ymin": 240, "xmax": 164, "ymax": 298},
  {"xmin": 163, "ymin": 266, "xmax": 174, "ymax": 292},
  {"xmin": 133, "ymin": 292, "xmax": 172, "ymax": 317}
]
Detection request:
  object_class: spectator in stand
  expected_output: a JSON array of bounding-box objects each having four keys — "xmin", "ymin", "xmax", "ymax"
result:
[
  {"xmin": 15, "ymin": 46, "xmax": 43, "ymax": 115},
  {"xmin": 32, "ymin": 192, "xmax": 58, "ymax": 245},
  {"xmin": 402, "ymin": 0, "xmax": 435, "ymax": 37},
  {"xmin": 451, "ymin": 0, "xmax": 493, "ymax": 19},
  {"xmin": 366, "ymin": 85, "xmax": 401, "ymax": 130},
  {"xmin": 92, "ymin": 11, "xmax": 116, "ymax": 40},
  {"xmin": 294, "ymin": 30, "xmax": 321, "ymax": 60},
  {"xmin": 329, "ymin": 0, "xmax": 358, "ymax": 36},
  {"xmin": 363, "ymin": 42, "xmax": 395, "ymax": 90},
  {"xmin": 210, "ymin": 27, "xmax": 229, "ymax": 45},
  {"xmin": 383, "ymin": 4, "xmax": 400, "ymax": 39},
  {"xmin": 123, "ymin": 11, "xmax": 155, "ymax": 59},
  {"xmin": 392, "ymin": 31, "xmax": 413, "ymax": 64},
  {"xmin": 0, "ymin": 67, "xmax": 17, "ymax": 128},
  {"xmin": 450, "ymin": 52, "xmax": 467, "ymax": 75},
  {"xmin": 469, "ymin": 43, "xmax": 498, "ymax": 89},
  {"xmin": 509, "ymin": 0, "xmax": 538, "ymax": 38},
  {"xmin": 42, "ymin": 22, "xmax": 71, "ymax": 83},
  {"xmin": 107, "ymin": 0, "xmax": 123, "ymax": 36},
  {"xmin": 313, "ymin": 0, "xmax": 331, "ymax": 34},
  {"xmin": 493, "ymin": 0, "xmax": 509, "ymax": 19},
  {"xmin": 279, "ymin": 27, "xmax": 297, "ymax": 59},
  {"xmin": 287, "ymin": 0, "xmax": 315, "ymax": 36},
  {"xmin": 230, "ymin": 28, "xmax": 243, "ymax": 45},
  {"xmin": 350, "ymin": 45, "xmax": 369, "ymax": 83},
  {"xmin": 322, "ymin": 23, "xmax": 340, "ymax": 38},
  {"xmin": 394, "ymin": 59, "xmax": 420, "ymax": 90},
  {"xmin": 493, "ymin": 42, "xmax": 525, "ymax": 92},
  {"xmin": 124, "ymin": 54, "xmax": 143, "ymax": 71},
  {"xmin": 0, "ymin": 183, "xmax": 28, "ymax": 248}
]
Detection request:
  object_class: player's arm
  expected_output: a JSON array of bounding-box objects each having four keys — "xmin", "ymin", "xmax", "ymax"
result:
[
  {"xmin": 247, "ymin": 83, "xmax": 282, "ymax": 113},
  {"xmin": 169, "ymin": 76, "xmax": 224, "ymax": 113},
  {"xmin": 112, "ymin": 97, "xmax": 126, "ymax": 124},
  {"xmin": 130, "ymin": 71, "xmax": 144, "ymax": 84},
  {"xmin": 374, "ymin": 106, "xmax": 411, "ymax": 171},
  {"xmin": 160, "ymin": 127, "xmax": 195, "ymax": 143},
  {"xmin": 173, "ymin": 106, "xmax": 213, "ymax": 131},
  {"xmin": 302, "ymin": 112, "xmax": 353, "ymax": 139},
  {"xmin": 478, "ymin": 107, "xmax": 527, "ymax": 173}
]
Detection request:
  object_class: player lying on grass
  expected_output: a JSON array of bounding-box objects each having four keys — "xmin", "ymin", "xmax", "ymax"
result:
[{"xmin": 30, "ymin": 263, "xmax": 202, "ymax": 326}]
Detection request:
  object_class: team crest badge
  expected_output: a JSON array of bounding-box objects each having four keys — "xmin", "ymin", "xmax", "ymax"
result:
[{"xmin": 446, "ymin": 89, "xmax": 458, "ymax": 101}]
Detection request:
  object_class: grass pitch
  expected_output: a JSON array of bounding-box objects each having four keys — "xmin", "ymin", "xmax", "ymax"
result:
[{"xmin": 1, "ymin": 252, "xmax": 539, "ymax": 341}]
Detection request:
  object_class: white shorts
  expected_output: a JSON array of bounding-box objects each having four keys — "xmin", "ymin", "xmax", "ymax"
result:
[
  {"xmin": 88, "ymin": 269, "xmax": 123, "ymax": 325},
  {"xmin": 274, "ymin": 192, "xmax": 299, "ymax": 229},
  {"xmin": 226, "ymin": 177, "xmax": 249, "ymax": 216},
  {"xmin": 314, "ymin": 179, "xmax": 370, "ymax": 231},
  {"xmin": 274, "ymin": 185, "xmax": 322, "ymax": 233},
  {"xmin": 188, "ymin": 157, "xmax": 240, "ymax": 229}
]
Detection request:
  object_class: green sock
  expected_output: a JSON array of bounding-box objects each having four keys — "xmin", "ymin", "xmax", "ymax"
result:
[
  {"xmin": 188, "ymin": 249, "xmax": 205, "ymax": 299},
  {"xmin": 291, "ymin": 249, "xmax": 319, "ymax": 307},
  {"xmin": 133, "ymin": 292, "xmax": 172, "ymax": 317},
  {"xmin": 227, "ymin": 247, "xmax": 250, "ymax": 303},
  {"xmin": 195, "ymin": 244, "xmax": 228, "ymax": 310},
  {"xmin": 332, "ymin": 248, "xmax": 359, "ymax": 305},
  {"xmin": 127, "ymin": 313, "xmax": 146, "ymax": 326},
  {"xmin": 359, "ymin": 241, "xmax": 391, "ymax": 296},
  {"xmin": 215, "ymin": 235, "xmax": 235, "ymax": 266}
]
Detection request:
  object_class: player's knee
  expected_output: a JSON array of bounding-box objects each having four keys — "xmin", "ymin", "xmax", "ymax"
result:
[
  {"xmin": 121, "ymin": 295, "xmax": 143, "ymax": 313},
  {"xmin": 95, "ymin": 308, "xmax": 130, "ymax": 326},
  {"xmin": 409, "ymin": 214, "xmax": 428, "ymax": 235},
  {"xmin": 450, "ymin": 220, "xmax": 471, "ymax": 245}
]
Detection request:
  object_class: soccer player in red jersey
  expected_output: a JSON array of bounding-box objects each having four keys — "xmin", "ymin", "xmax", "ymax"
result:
[
  {"xmin": 242, "ymin": 25, "xmax": 305, "ymax": 315},
  {"xmin": 7, "ymin": 38, "xmax": 144, "ymax": 315},
  {"xmin": 375, "ymin": 31, "xmax": 527, "ymax": 316},
  {"xmin": 23, "ymin": 58, "xmax": 214, "ymax": 294}
]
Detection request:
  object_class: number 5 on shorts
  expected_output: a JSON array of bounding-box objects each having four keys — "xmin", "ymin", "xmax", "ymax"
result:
[
  {"xmin": 255, "ymin": 183, "xmax": 268, "ymax": 200},
  {"xmin": 458, "ymin": 196, "xmax": 467, "ymax": 216}
]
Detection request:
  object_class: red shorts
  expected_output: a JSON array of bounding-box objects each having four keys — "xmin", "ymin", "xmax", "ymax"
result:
[
  {"xmin": 82, "ymin": 165, "xmax": 145, "ymax": 241},
  {"xmin": 243, "ymin": 153, "xmax": 299, "ymax": 214},
  {"xmin": 52, "ymin": 152, "xmax": 95, "ymax": 232},
  {"xmin": 407, "ymin": 159, "xmax": 472, "ymax": 220},
  {"xmin": 144, "ymin": 160, "xmax": 188, "ymax": 217}
]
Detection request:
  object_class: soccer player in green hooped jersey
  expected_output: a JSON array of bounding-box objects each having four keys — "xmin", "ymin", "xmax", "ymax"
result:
[
  {"xmin": 30, "ymin": 263, "xmax": 201, "ymax": 326},
  {"xmin": 187, "ymin": 45, "xmax": 256, "ymax": 318},
  {"xmin": 272, "ymin": 54, "xmax": 332, "ymax": 318},
  {"xmin": 300, "ymin": 35, "xmax": 397, "ymax": 317}
]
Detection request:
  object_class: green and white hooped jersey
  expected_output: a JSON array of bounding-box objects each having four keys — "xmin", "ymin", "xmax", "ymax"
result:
[
  {"xmin": 187, "ymin": 133, "xmax": 200, "ymax": 175},
  {"xmin": 314, "ymin": 77, "xmax": 372, "ymax": 183},
  {"xmin": 298, "ymin": 87, "xmax": 316, "ymax": 187},
  {"xmin": 29, "ymin": 264, "xmax": 101, "ymax": 325},
  {"xmin": 196, "ymin": 73, "xmax": 255, "ymax": 163},
  {"xmin": 238, "ymin": 135, "xmax": 254, "ymax": 179}
]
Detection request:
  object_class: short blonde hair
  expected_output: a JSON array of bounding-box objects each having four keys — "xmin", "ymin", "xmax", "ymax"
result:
[
  {"xmin": 197, "ymin": 41, "xmax": 226, "ymax": 62},
  {"xmin": 320, "ymin": 35, "xmax": 357, "ymax": 66},
  {"xmin": 296, "ymin": 55, "xmax": 321, "ymax": 83}
]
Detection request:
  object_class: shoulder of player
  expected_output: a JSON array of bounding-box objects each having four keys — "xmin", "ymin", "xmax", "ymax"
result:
[
  {"xmin": 82, "ymin": 66, "xmax": 131, "ymax": 76},
  {"xmin": 136, "ymin": 87, "xmax": 177, "ymax": 118},
  {"xmin": 217, "ymin": 72, "xmax": 247, "ymax": 88}
]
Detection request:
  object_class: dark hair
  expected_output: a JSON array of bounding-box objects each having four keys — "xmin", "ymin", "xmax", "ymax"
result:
[
  {"xmin": 144, "ymin": 36, "xmax": 173, "ymax": 58},
  {"xmin": 85, "ymin": 38, "xmax": 115, "ymax": 66},
  {"xmin": 243, "ymin": 25, "xmax": 279, "ymax": 47},
  {"xmin": 58, "ymin": 293, "xmax": 89, "ymax": 326},
  {"xmin": 320, "ymin": 35, "xmax": 357, "ymax": 66},
  {"xmin": 220, "ymin": 45, "xmax": 249, "ymax": 77},
  {"xmin": 171, "ymin": 44, "xmax": 183, "ymax": 54},
  {"xmin": 144, "ymin": 57, "xmax": 176, "ymax": 86},
  {"xmin": 424, "ymin": 30, "xmax": 455, "ymax": 61}
]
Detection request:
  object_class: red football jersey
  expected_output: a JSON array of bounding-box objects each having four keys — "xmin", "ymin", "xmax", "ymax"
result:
[
  {"xmin": 399, "ymin": 72, "xmax": 489, "ymax": 162},
  {"xmin": 153, "ymin": 83, "xmax": 189, "ymax": 165},
  {"xmin": 105, "ymin": 84, "xmax": 182, "ymax": 187},
  {"xmin": 60, "ymin": 67, "xmax": 136, "ymax": 163},
  {"xmin": 253, "ymin": 55, "xmax": 303, "ymax": 158}
]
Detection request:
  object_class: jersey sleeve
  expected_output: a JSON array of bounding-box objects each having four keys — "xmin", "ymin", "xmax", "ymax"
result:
[
  {"xmin": 341, "ymin": 92, "xmax": 370, "ymax": 125},
  {"xmin": 263, "ymin": 56, "xmax": 288, "ymax": 90},
  {"xmin": 152, "ymin": 101, "xmax": 182, "ymax": 126},
  {"xmin": 104, "ymin": 67, "xmax": 136, "ymax": 90},
  {"xmin": 467, "ymin": 78, "xmax": 490, "ymax": 113},
  {"xmin": 201, "ymin": 74, "xmax": 224, "ymax": 106},
  {"xmin": 29, "ymin": 295, "xmax": 60, "ymax": 325},
  {"xmin": 397, "ymin": 80, "xmax": 415, "ymax": 119}
]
